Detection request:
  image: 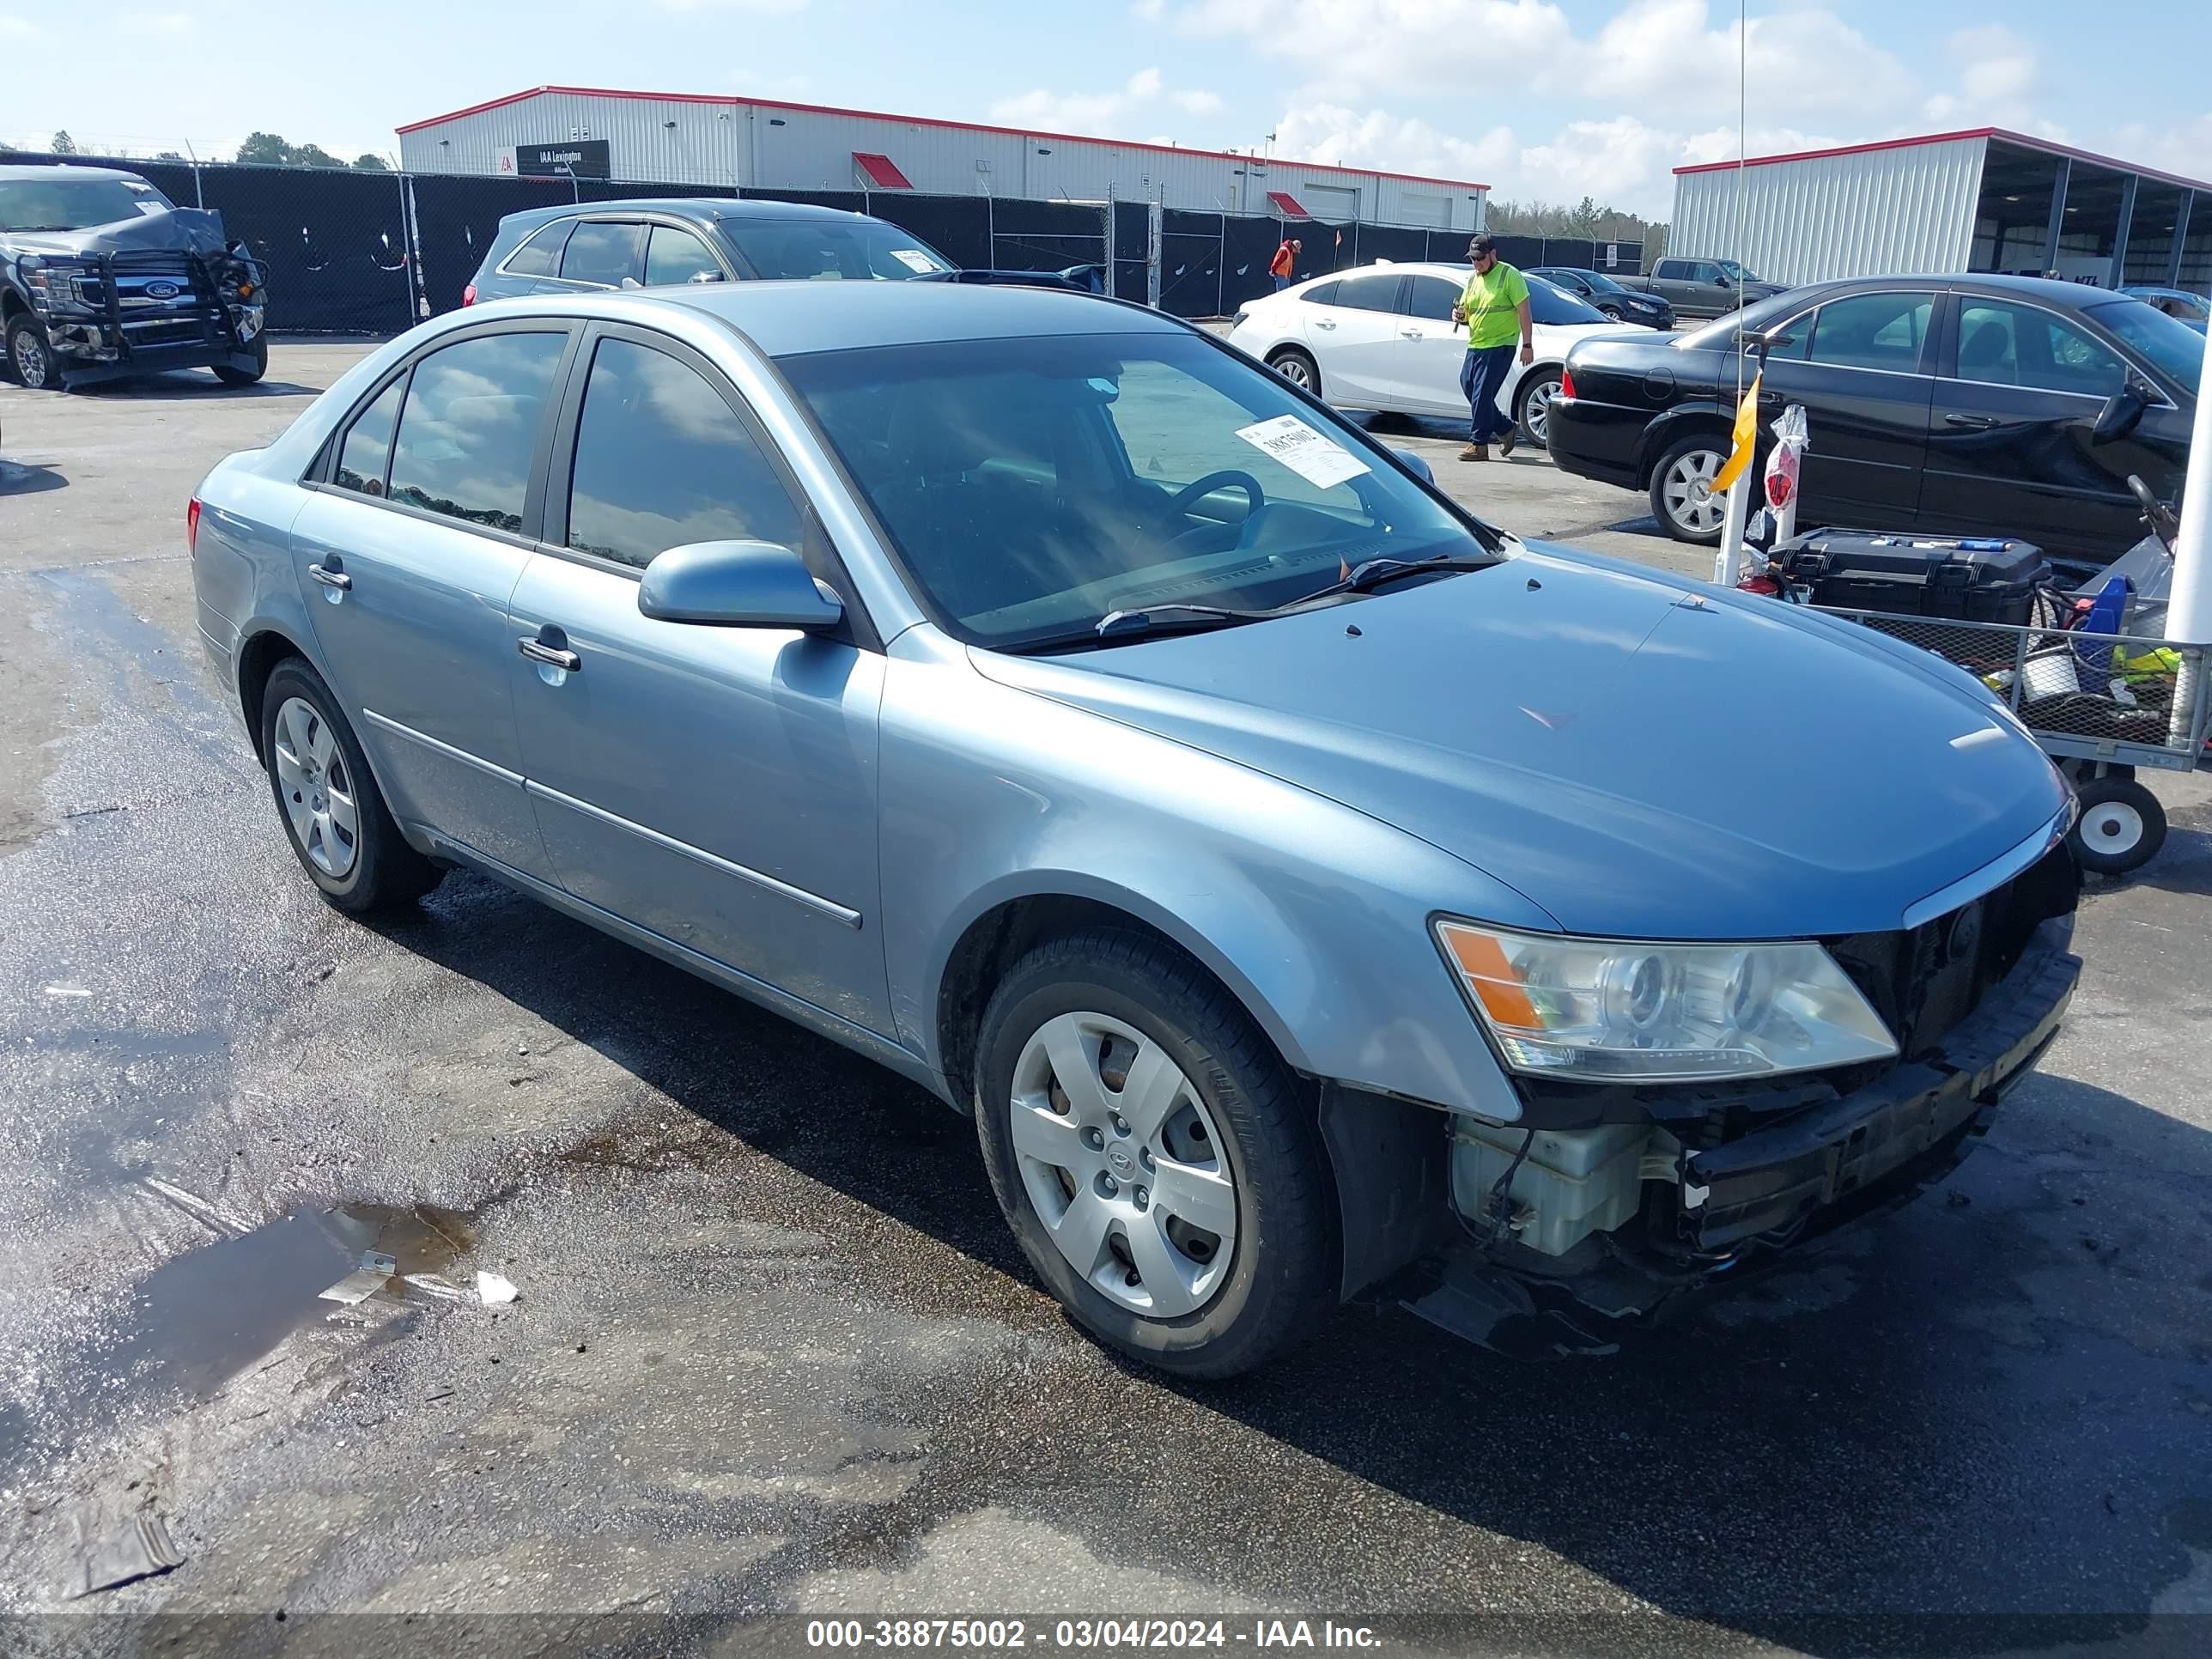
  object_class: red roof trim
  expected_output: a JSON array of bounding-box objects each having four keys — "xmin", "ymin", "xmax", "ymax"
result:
[
  {"xmin": 1673, "ymin": 126, "xmax": 2212, "ymax": 195},
  {"xmin": 397, "ymin": 85, "xmax": 1490, "ymax": 190},
  {"xmin": 853, "ymin": 151, "xmax": 913, "ymax": 189},
  {"xmin": 1266, "ymin": 190, "xmax": 1310, "ymax": 216}
]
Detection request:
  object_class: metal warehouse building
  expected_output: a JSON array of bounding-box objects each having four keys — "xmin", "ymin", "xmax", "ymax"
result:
[
  {"xmin": 1668, "ymin": 128, "xmax": 2212, "ymax": 294},
  {"xmin": 397, "ymin": 86, "xmax": 1488, "ymax": 229}
]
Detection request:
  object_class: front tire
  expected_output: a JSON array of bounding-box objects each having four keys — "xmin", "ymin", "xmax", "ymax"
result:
[
  {"xmin": 7, "ymin": 314, "xmax": 65, "ymax": 391},
  {"xmin": 1514, "ymin": 366, "xmax": 1564, "ymax": 449},
  {"xmin": 2069, "ymin": 776, "xmax": 2166, "ymax": 876},
  {"xmin": 974, "ymin": 930, "xmax": 1335, "ymax": 1379},
  {"xmin": 259, "ymin": 659, "xmax": 442, "ymax": 914},
  {"xmin": 1267, "ymin": 346, "xmax": 1320, "ymax": 398},
  {"xmin": 1649, "ymin": 432, "xmax": 1730, "ymax": 544},
  {"xmin": 214, "ymin": 332, "xmax": 269, "ymax": 387}
]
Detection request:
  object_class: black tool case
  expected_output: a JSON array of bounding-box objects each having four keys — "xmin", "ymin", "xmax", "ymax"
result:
[{"xmin": 1774, "ymin": 530, "xmax": 2049, "ymax": 624}]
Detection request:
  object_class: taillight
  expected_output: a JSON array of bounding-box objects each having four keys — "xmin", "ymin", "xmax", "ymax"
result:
[
  {"xmin": 461, "ymin": 283, "xmax": 477, "ymax": 307},
  {"xmin": 186, "ymin": 496, "xmax": 202, "ymax": 557},
  {"xmin": 1559, "ymin": 366, "xmax": 1576, "ymax": 401}
]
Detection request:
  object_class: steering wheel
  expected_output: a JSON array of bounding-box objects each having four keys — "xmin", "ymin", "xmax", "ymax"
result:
[
  {"xmin": 1167, "ymin": 470, "xmax": 1264, "ymax": 525},
  {"xmin": 2127, "ymin": 473, "xmax": 2181, "ymax": 552}
]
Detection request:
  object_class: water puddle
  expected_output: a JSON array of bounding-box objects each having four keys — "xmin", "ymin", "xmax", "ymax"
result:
[{"xmin": 2, "ymin": 1196, "xmax": 483, "ymax": 1480}]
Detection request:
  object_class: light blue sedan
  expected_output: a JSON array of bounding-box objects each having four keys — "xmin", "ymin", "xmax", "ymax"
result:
[{"xmin": 190, "ymin": 281, "xmax": 2081, "ymax": 1375}]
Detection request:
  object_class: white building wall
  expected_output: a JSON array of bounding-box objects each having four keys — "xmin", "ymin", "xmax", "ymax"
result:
[
  {"xmin": 1669, "ymin": 135, "xmax": 1988, "ymax": 284},
  {"xmin": 399, "ymin": 92, "xmax": 1487, "ymax": 226}
]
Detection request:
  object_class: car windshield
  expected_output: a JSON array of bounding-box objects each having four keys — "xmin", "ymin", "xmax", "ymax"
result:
[
  {"xmin": 0, "ymin": 176, "xmax": 173, "ymax": 232},
  {"xmin": 1576, "ymin": 269, "xmax": 1631, "ymax": 295},
  {"xmin": 781, "ymin": 330, "xmax": 1494, "ymax": 651},
  {"xmin": 2086, "ymin": 298, "xmax": 2206, "ymax": 394},
  {"xmin": 720, "ymin": 218, "xmax": 953, "ymax": 281}
]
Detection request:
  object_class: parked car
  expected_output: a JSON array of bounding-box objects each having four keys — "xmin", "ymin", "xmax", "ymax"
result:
[
  {"xmin": 1225, "ymin": 263, "xmax": 1644, "ymax": 447},
  {"xmin": 2119, "ymin": 284, "xmax": 2209, "ymax": 332},
  {"xmin": 1528, "ymin": 264, "xmax": 1674, "ymax": 329},
  {"xmin": 1549, "ymin": 274, "xmax": 2199, "ymax": 572},
  {"xmin": 462, "ymin": 198, "xmax": 1093, "ymax": 308},
  {"xmin": 1614, "ymin": 256, "xmax": 1789, "ymax": 319},
  {"xmin": 2, "ymin": 164, "xmax": 268, "ymax": 391},
  {"xmin": 191, "ymin": 281, "xmax": 2081, "ymax": 1376}
]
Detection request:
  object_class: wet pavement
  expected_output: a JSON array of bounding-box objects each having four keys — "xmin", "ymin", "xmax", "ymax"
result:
[{"xmin": 2, "ymin": 348, "xmax": 2210, "ymax": 1651}]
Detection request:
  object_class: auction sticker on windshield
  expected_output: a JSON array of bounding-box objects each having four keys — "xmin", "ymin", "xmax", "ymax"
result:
[
  {"xmin": 890, "ymin": 248, "xmax": 940, "ymax": 272},
  {"xmin": 1235, "ymin": 415, "xmax": 1371, "ymax": 489}
]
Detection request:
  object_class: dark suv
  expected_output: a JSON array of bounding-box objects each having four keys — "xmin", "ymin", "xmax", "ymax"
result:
[
  {"xmin": 3, "ymin": 164, "xmax": 269, "ymax": 391},
  {"xmin": 461, "ymin": 198, "xmax": 1100, "ymax": 307}
]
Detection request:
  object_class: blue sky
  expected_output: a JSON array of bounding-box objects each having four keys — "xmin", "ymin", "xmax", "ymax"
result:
[{"xmin": 4, "ymin": 1, "xmax": 2207, "ymax": 217}]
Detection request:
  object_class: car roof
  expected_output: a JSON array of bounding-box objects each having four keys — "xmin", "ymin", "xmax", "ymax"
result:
[
  {"xmin": 1765, "ymin": 271, "xmax": 2142, "ymax": 309},
  {"xmin": 0, "ymin": 164, "xmax": 149, "ymax": 183},
  {"xmin": 477, "ymin": 279, "xmax": 1184, "ymax": 358},
  {"xmin": 496, "ymin": 196, "xmax": 895, "ymax": 233}
]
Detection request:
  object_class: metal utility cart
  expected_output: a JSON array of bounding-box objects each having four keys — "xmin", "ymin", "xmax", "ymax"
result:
[{"xmin": 1811, "ymin": 603, "xmax": 2209, "ymax": 875}]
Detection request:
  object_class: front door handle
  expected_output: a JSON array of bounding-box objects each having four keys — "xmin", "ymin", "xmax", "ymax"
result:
[
  {"xmin": 1944, "ymin": 413, "xmax": 2000, "ymax": 429},
  {"xmin": 517, "ymin": 636, "xmax": 581, "ymax": 672},
  {"xmin": 307, "ymin": 562, "xmax": 351, "ymax": 591},
  {"xmin": 1401, "ymin": 327, "xmax": 1425, "ymax": 339},
  {"xmin": 1312, "ymin": 319, "xmax": 1337, "ymax": 330}
]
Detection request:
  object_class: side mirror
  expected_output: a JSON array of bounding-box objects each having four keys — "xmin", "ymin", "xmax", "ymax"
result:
[
  {"xmin": 618, "ymin": 276, "xmax": 643, "ymax": 290},
  {"xmin": 1392, "ymin": 447, "xmax": 1435, "ymax": 484},
  {"xmin": 1714, "ymin": 273, "xmax": 1732, "ymax": 289},
  {"xmin": 2092, "ymin": 382, "xmax": 2149, "ymax": 447},
  {"xmin": 685, "ymin": 269, "xmax": 726, "ymax": 283},
  {"xmin": 637, "ymin": 541, "xmax": 843, "ymax": 631}
]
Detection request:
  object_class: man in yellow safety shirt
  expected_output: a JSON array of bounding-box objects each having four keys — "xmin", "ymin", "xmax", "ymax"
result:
[{"xmin": 1449, "ymin": 234, "xmax": 1534, "ymax": 461}]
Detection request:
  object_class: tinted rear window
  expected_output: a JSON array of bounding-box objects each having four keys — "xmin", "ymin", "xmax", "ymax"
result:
[
  {"xmin": 560, "ymin": 222, "xmax": 645, "ymax": 287},
  {"xmin": 504, "ymin": 220, "xmax": 574, "ymax": 277}
]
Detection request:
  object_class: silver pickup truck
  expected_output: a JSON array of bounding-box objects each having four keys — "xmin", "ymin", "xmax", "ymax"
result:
[{"xmin": 1617, "ymin": 256, "xmax": 1789, "ymax": 319}]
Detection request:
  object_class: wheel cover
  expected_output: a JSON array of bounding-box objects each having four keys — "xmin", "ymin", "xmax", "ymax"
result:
[
  {"xmin": 2081, "ymin": 802, "xmax": 2143, "ymax": 855},
  {"xmin": 1009, "ymin": 1012, "xmax": 1237, "ymax": 1318},
  {"xmin": 1662, "ymin": 448, "xmax": 1726, "ymax": 533},
  {"xmin": 15, "ymin": 331, "xmax": 49, "ymax": 387},
  {"xmin": 1274, "ymin": 356, "xmax": 1312, "ymax": 387},
  {"xmin": 1524, "ymin": 379, "xmax": 1557, "ymax": 443},
  {"xmin": 271, "ymin": 696, "xmax": 360, "ymax": 878}
]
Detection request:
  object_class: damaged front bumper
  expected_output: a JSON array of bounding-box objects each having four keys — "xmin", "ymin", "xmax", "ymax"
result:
[
  {"xmin": 1401, "ymin": 912, "xmax": 2080, "ymax": 1357},
  {"xmin": 24, "ymin": 246, "xmax": 266, "ymax": 384}
]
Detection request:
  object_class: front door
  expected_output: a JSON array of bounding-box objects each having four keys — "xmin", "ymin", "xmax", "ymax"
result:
[
  {"xmin": 1756, "ymin": 288, "xmax": 1939, "ymax": 527},
  {"xmin": 1300, "ymin": 270, "xmax": 1407, "ymax": 407},
  {"xmin": 1920, "ymin": 294, "xmax": 2189, "ymax": 563},
  {"xmin": 1395, "ymin": 273, "xmax": 1480, "ymax": 417},
  {"xmin": 288, "ymin": 324, "xmax": 574, "ymax": 879},
  {"xmin": 506, "ymin": 325, "xmax": 893, "ymax": 1035}
]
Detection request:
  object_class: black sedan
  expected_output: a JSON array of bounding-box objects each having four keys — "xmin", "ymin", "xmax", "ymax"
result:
[
  {"xmin": 1547, "ymin": 274, "xmax": 2199, "ymax": 574},
  {"xmin": 1528, "ymin": 265, "xmax": 1675, "ymax": 330}
]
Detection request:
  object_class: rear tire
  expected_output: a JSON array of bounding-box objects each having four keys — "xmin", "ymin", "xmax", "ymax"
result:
[
  {"xmin": 1514, "ymin": 366, "xmax": 1564, "ymax": 449},
  {"xmin": 1267, "ymin": 346, "xmax": 1321, "ymax": 398},
  {"xmin": 214, "ymin": 332, "xmax": 269, "ymax": 387},
  {"xmin": 7, "ymin": 314, "xmax": 65, "ymax": 391},
  {"xmin": 974, "ymin": 929, "xmax": 1335, "ymax": 1379},
  {"xmin": 259, "ymin": 658, "xmax": 442, "ymax": 914},
  {"xmin": 2069, "ymin": 776, "xmax": 2166, "ymax": 877},
  {"xmin": 1649, "ymin": 432, "xmax": 1730, "ymax": 544}
]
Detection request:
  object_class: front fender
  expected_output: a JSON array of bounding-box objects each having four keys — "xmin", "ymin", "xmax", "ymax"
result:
[{"xmin": 877, "ymin": 638, "xmax": 1540, "ymax": 1124}]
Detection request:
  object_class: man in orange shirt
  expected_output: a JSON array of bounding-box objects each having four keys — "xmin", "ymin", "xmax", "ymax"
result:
[{"xmin": 1270, "ymin": 237, "xmax": 1301, "ymax": 291}]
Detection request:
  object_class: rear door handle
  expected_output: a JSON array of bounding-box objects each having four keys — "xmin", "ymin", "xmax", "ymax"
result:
[
  {"xmin": 517, "ymin": 636, "xmax": 581, "ymax": 672},
  {"xmin": 1944, "ymin": 413, "xmax": 2000, "ymax": 429},
  {"xmin": 307, "ymin": 562, "xmax": 351, "ymax": 590}
]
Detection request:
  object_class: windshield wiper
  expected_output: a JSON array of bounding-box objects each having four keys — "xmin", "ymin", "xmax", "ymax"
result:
[
  {"xmin": 1283, "ymin": 552, "xmax": 1496, "ymax": 608},
  {"xmin": 1001, "ymin": 604, "xmax": 1267, "ymax": 655}
]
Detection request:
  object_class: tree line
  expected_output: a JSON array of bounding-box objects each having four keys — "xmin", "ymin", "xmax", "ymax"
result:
[
  {"xmin": 1485, "ymin": 194, "xmax": 1668, "ymax": 259},
  {"xmin": 23, "ymin": 130, "xmax": 390, "ymax": 171}
]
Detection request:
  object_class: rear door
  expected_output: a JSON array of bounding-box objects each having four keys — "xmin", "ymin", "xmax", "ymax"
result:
[
  {"xmin": 1920, "ymin": 293, "xmax": 2178, "ymax": 562},
  {"xmin": 288, "ymin": 322, "xmax": 576, "ymax": 878},
  {"xmin": 1755, "ymin": 287, "xmax": 1938, "ymax": 526},
  {"xmin": 1297, "ymin": 270, "xmax": 1407, "ymax": 407}
]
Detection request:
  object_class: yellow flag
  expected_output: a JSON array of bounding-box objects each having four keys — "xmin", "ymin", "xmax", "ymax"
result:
[{"xmin": 1708, "ymin": 370, "xmax": 1761, "ymax": 497}]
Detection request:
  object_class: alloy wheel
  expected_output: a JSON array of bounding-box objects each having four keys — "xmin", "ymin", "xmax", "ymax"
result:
[
  {"xmin": 14, "ymin": 331, "xmax": 52, "ymax": 389},
  {"xmin": 1007, "ymin": 1011, "xmax": 1237, "ymax": 1318},
  {"xmin": 270, "ymin": 696, "xmax": 360, "ymax": 878},
  {"xmin": 1662, "ymin": 448, "xmax": 1726, "ymax": 535},
  {"xmin": 1273, "ymin": 355, "xmax": 1313, "ymax": 389},
  {"xmin": 1523, "ymin": 378, "xmax": 1558, "ymax": 446}
]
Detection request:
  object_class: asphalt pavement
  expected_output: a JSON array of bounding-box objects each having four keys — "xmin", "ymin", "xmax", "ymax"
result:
[{"xmin": 2, "ymin": 343, "xmax": 2209, "ymax": 1654}]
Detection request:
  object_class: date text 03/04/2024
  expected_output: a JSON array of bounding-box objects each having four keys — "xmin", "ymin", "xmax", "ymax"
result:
[{"xmin": 804, "ymin": 1619, "xmax": 1384, "ymax": 1649}]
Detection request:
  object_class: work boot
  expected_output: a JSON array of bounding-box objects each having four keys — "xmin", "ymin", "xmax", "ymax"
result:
[
  {"xmin": 1498, "ymin": 428, "xmax": 1518, "ymax": 458},
  {"xmin": 1459, "ymin": 442, "xmax": 1488, "ymax": 462}
]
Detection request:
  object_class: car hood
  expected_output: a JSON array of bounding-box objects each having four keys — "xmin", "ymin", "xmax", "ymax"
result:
[
  {"xmin": 5, "ymin": 205, "xmax": 233, "ymax": 259},
  {"xmin": 970, "ymin": 544, "xmax": 2065, "ymax": 939}
]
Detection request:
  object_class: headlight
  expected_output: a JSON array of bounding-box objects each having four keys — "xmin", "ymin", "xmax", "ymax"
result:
[{"xmin": 1433, "ymin": 921, "xmax": 1896, "ymax": 1083}]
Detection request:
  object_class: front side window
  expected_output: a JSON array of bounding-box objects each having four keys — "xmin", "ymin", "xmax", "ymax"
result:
[
  {"xmin": 1408, "ymin": 276, "xmax": 1460, "ymax": 321},
  {"xmin": 781, "ymin": 330, "xmax": 1489, "ymax": 651},
  {"xmin": 644, "ymin": 225, "xmax": 724, "ymax": 287},
  {"xmin": 559, "ymin": 222, "xmax": 645, "ymax": 288},
  {"xmin": 504, "ymin": 221, "xmax": 574, "ymax": 278},
  {"xmin": 566, "ymin": 338, "xmax": 802, "ymax": 569},
  {"xmin": 1800, "ymin": 291, "xmax": 1933, "ymax": 373},
  {"xmin": 720, "ymin": 218, "xmax": 952, "ymax": 281},
  {"xmin": 386, "ymin": 331, "xmax": 568, "ymax": 534},
  {"xmin": 335, "ymin": 377, "xmax": 404, "ymax": 497},
  {"xmin": 1955, "ymin": 300, "xmax": 2127, "ymax": 398},
  {"xmin": 2083, "ymin": 298, "xmax": 2203, "ymax": 395}
]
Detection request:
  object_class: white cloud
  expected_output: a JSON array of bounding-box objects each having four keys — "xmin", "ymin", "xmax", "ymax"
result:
[
  {"xmin": 990, "ymin": 66, "xmax": 1224, "ymax": 141},
  {"xmin": 1272, "ymin": 102, "xmax": 1514, "ymax": 183},
  {"xmin": 121, "ymin": 9, "xmax": 194, "ymax": 32},
  {"xmin": 1133, "ymin": 0, "xmax": 1166, "ymax": 19},
  {"xmin": 1924, "ymin": 25, "xmax": 2041, "ymax": 127},
  {"xmin": 2, "ymin": 11, "xmax": 46, "ymax": 33},
  {"xmin": 2108, "ymin": 112, "xmax": 2212, "ymax": 182}
]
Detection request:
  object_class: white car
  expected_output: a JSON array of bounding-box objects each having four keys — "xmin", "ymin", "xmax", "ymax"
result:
[{"xmin": 1225, "ymin": 262, "xmax": 1645, "ymax": 448}]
